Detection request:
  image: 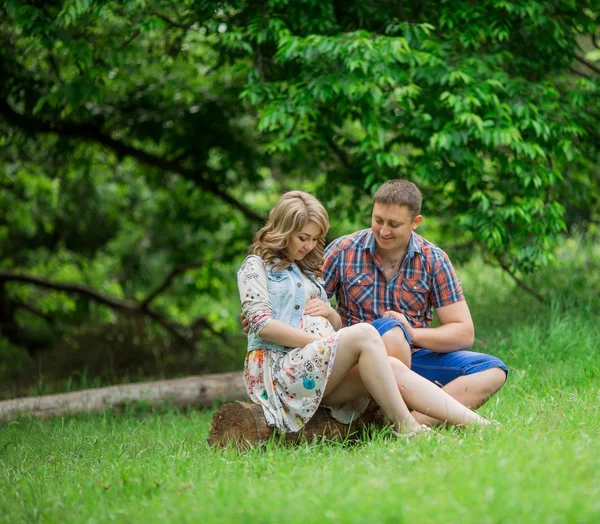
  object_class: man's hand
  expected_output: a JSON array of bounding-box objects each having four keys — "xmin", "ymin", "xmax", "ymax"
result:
[
  {"xmin": 240, "ymin": 313, "xmax": 250, "ymax": 334},
  {"xmin": 383, "ymin": 310, "xmax": 413, "ymax": 337},
  {"xmin": 304, "ymin": 298, "xmax": 335, "ymax": 319}
]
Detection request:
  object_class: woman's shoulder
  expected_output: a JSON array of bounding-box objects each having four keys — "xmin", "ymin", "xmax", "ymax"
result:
[{"xmin": 239, "ymin": 254, "xmax": 266, "ymax": 273}]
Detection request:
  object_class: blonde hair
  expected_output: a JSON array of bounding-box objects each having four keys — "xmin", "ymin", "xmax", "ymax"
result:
[
  {"xmin": 250, "ymin": 191, "xmax": 330, "ymax": 277},
  {"xmin": 374, "ymin": 179, "xmax": 422, "ymax": 218}
]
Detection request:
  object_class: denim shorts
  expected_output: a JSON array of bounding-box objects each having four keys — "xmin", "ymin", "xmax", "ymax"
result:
[
  {"xmin": 370, "ymin": 319, "xmax": 508, "ymax": 387},
  {"xmin": 370, "ymin": 318, "xmax": 411, "ymax": 345},
  {"xmin": 410, "ymin": 349, "xmax": 508, "ymax": 387}
]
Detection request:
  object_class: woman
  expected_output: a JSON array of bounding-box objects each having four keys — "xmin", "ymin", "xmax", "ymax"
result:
[{"xmin": 238, "ymin": 191, "xmax": 489, "ymax": 436}]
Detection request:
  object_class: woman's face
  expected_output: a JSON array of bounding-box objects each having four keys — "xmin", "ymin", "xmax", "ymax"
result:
[{"xmin": 284, "ymin": 220, "xmax": 322, "ymax": 261}]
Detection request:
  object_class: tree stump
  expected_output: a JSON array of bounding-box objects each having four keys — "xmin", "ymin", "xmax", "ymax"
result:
[{"xmin": 208, "ymin": 400, "xmax": 385, "ymax": 448}]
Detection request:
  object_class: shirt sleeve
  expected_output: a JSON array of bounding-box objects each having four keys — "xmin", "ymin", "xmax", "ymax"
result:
[
  {"xmin": 237, "ymin": 256, "xmax": 273, "ymax": 334},
  {"xmin": 430, "ymin": 250, "xmax": 465, "ymax": 308},
  {"xmin": 323, "ymin": 241, "xmax": 341, "ymax": 299}
]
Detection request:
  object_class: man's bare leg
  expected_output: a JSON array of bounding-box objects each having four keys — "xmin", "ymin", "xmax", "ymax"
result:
[
  {"xmin": 381, "ymin": 327, "xmax": 411, "ymax": 367},
  {"xmin": 412, "ymin": 367, "xmax": 507, "ymax": 426}
]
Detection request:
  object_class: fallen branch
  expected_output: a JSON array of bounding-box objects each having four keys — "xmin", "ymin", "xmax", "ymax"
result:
[{"xmin": 0, "ymin": 372, "xmax": 246, "ymax": 420}]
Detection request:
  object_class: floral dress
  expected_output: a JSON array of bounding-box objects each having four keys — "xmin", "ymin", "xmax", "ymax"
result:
[{"xmin": 238, "ymin": 257, "xmax": 370, "ymax": 433}]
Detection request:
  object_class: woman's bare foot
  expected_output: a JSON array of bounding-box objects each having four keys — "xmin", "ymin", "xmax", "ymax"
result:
[{"xmin": 394, "ymin": 424, "xmax": 432, "ymax": 441}]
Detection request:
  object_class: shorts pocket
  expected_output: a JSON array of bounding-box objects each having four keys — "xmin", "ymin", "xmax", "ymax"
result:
[
  {"xmin": 400, "ymin": 278, "xmax": 429, "ymax": 312},
  {"xmin": 346, "ymin": 272, "xmax": 374, "ymax": 308}
]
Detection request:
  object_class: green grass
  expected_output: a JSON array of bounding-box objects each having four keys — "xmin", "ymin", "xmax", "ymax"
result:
[{"xmin": 1, "ymin": 242, "xmax": 600, "ymax": 523}]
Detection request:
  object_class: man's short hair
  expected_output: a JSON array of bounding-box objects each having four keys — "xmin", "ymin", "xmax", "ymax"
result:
[{"xmin": 374, "ymin": 179, "xmax": 422, "ymax": 217}]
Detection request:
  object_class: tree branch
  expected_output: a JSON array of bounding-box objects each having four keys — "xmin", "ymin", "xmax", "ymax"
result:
[
  {"xmin": 573, "ymin": 54, "xmax": 600, "ymax": 75},
  {"xmin": 0, "ymin": 99, "xmax": 265, "ymax": 224},
  {"xmin": 568, "ymin": 66, "xmax": 592, "ymax": 81},
  {"xmin": 323, "ymin": 133, "xmax": 350, "ymax": 169},
  {"xmin": 139, "ymin": 259, "xmax": 204, "ymax": 310},
  {"xmin": 0, "ymin": 271, "xmax": 138, "ymax": 312},
  {"xmin": 0, "ymin": 270, "xmax": 217, "ymax": 343},
  {"xmin": 494, "ymin": 257, "xmax": 546, "ymax": 305},
  {"xmin": 119, "ymin": 29, "xmax": 141, "ymax": 50},
  {"xmin": 582, "ymin": 123, "xmax": 600, "ymax": 143},
  {"xmin": 150, "ymin": 11, "xmax": 196, "ymax": 30},
  {"xmin": 12, "ymin": 300, "xmax": 56, "ymax": 325}
]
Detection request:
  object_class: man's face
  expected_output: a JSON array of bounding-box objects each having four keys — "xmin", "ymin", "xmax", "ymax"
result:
[{"xmin": 371, "ymin": 203, "xmax": 421, "ymax": 253}]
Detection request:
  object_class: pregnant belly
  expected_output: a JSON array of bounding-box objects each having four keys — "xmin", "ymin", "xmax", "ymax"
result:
[{"xmin": 301, "ymin": 315, "xmax": 336, "ymax": 337}]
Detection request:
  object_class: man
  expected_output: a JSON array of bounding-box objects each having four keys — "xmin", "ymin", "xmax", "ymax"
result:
[{"xmin": 323, "ymin": 179, "xmax": 507, "ymax": 424}]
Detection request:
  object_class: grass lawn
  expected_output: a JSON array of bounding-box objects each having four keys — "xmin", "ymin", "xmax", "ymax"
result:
[{"xmin": 1, "ymin": 253, "xmax": 599, "ymax": 523}]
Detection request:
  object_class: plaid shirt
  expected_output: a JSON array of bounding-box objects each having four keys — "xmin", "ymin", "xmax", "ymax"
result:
[{"xmin": 323, "ymin": 229, "xmax": 464, "ymax": 346}]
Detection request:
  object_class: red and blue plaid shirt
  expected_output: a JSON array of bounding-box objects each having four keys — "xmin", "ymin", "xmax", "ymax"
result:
[{"xmin": 323, "ymin": 229, "xmax": 464, "ymax": 337}]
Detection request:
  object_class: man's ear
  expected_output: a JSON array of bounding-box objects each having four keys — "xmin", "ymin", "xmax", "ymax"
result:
[{"xmin": 412, "ymin": 215, "xmax": 422, "ymax": 229}]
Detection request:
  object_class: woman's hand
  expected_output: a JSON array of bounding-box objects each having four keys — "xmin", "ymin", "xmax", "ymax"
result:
[{"xmin": 304, "ymin": 298, "xmax": 335, "ymax": 320}]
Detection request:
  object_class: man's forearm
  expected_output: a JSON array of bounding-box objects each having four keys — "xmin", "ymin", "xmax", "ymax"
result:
[{"xmin": 411, "ymin": 322, "xmax": 474, "ymax": 353}]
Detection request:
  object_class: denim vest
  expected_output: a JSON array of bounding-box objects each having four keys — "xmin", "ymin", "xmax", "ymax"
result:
[{"xmin": 245, "ymin": 255, "xmax": 328, "ymax": 353}]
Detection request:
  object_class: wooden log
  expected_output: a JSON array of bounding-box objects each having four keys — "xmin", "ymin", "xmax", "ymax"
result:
[
  {"xmin": 0, "ymin": 371, "xmax": 246, "ymax": 420},
  {"xmin": 208, "ymin": 400, "xmax": 384, "ymax": 448}
]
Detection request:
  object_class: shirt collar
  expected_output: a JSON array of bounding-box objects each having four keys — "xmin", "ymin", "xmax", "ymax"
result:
[
  {"xmin": 365, "ymin": 230, "xmax": 422, "ymax": 260},
  {"xmin": 406, "ymin": 232, "xmax": 422, "ymax": 260},
  {"xmin": 364, "ymin": 230, "xmax": 377, "ymax": 252}
]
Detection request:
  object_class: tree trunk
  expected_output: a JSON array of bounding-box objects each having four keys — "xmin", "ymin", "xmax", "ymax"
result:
[
  {"xmin": 208, "ymin": 400, "xmax": 384, "ymax": 448},
  {"xmin": 0, "ymin": 371, "xmax": 246, "ymax": 420}
]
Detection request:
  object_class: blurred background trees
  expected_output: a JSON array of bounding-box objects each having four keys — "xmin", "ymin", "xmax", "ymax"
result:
[{"xmin": 0, "ymin": 0, "xmax": 598, "ymax": 393}]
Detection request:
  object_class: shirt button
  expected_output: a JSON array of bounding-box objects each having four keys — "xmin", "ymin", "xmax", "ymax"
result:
[
  {"xmin": 288, "ymin": 267, "xmax": 293, "ymax": 271},
  {"xmin": 297, "ymin": 282, "xmax": 302, "ymax": 288},
  {"xmin": 357, "ymin": 279, "xmax": 361, "ymax": 284},
  {"xmin": 294, "ymin": 305, "xmax": 300, "ymax": 310},
  {"xmin": 413, "ymin": 285, "xmax": 418, "ymax": 289}
]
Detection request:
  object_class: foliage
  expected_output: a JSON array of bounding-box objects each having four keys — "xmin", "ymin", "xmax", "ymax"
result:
[
  {"xmin": 0, "ymin": 0, "xmax": 599, "ymax": 368},
  {"xmin": 240, "ymin": 0, "xmax": 600, "ymax": 271}
]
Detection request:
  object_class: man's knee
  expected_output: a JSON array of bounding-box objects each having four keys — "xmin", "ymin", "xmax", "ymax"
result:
[
  {"xmin": 382, "ymin": 327, "xmax": 411, "ymax": 367},
  {"xmin": 485, "ymin": 366, "xmax": 508, "ymax": 395},
  {"xmin": 467, "ymin": 366, "xmax": 507, "ymax": 399}
]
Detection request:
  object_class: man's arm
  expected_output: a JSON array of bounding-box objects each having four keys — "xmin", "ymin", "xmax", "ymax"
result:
[
  {"xmin": 322, "ymin": 240, "xmax": 341, "ymax": 300},
  {"xmin": 409, "ymin": 246, "xmax": 473, "ymax": 352},
  {"xmin": 384, "ymin": 300, "xmax": 474, "ymax": 353}
]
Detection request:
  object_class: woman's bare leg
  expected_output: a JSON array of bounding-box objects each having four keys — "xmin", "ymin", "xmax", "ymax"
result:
[
  {"xmin": 388, "ymin": 358, "xmax": 488, "ymax": 427},
  {"xmin": 323, "ymin": 324, "xmax": 421, "ymax": 434},
  {"xmin": 323, "ymin": 357, "xmax": 488, "ymax": 428}
]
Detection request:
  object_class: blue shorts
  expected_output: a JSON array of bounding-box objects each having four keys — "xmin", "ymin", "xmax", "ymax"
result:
[
  {"xmin": 410, "ymin": 349, "xmax": 508, "ymax": 387},
  {"xmin": 370, "ymin": 318, "xmax": 411, "ymax": 345},
  {"xmin": 370, "ymin": 319, "xmax": 508, "ymax": 387}
]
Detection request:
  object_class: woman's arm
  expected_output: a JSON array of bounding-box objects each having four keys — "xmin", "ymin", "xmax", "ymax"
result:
[
  {"xmin": 258, "ymin": 319, "xmax": 320, "ymax": 348},
  {"xmin": 237, "ymin": 256, "xmax": 319, "ymax": 348}
]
